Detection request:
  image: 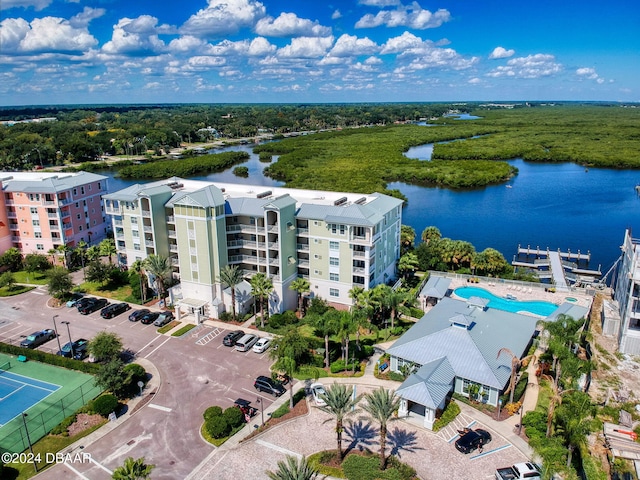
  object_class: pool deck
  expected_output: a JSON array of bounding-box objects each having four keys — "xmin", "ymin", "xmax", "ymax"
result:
[{"xmin": 445, "ymin": 277, "xmax": 593, "ymax": 314}]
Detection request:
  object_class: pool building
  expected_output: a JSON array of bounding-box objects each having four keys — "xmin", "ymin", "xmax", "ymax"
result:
[{"xmin": 386, "ymin": 291, "xmax": 588, "ymax": 430}]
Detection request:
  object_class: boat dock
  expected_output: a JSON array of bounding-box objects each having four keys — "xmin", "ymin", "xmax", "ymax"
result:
[{"xmin": 512, "ymin": 244, "xmax": 602, "ymax": 290}]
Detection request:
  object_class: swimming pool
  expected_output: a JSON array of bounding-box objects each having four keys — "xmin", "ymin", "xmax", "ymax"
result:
[{"xmin": 454, "ymin": 286, "xmax": 558, "ymax": 317}]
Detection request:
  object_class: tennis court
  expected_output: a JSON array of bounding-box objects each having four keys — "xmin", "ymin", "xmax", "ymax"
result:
[
  {"xmin": 0, "ymin": 353, "xmax": 103, "ymax": 454},
  {"xmin": 0, "ymin": 361, "xmax": 61, "ymax": 426}
]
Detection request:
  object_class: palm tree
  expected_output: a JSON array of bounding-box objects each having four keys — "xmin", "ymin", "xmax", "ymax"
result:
[
  {"xmin": 361, "ymin": 387, "xmax": 401, "ymax": 470},
  {"xmin": 266, "ymin": 455, "xmax": 318, "ymax": 480},
  {"xmin": 47, "ymin": 248, "xmax": 57, "ymax": 266},
  {"xmin": 384, "ymin": 288, "xmax": 410, "ymax": 330},
  {"xmin": 541, "ymin": 371, "xmax": 574, "ymax": 438},
  {"xmin": 219, "ymin": 264, "xmax": 244, "ymax": 319},
  {"xmin": 249, "ymin": 273, "xmax": 273, "ymax": 328},
  {"xmin": 421, "ymin": 226, "xmax": 441, "ymax": 244},
  {"xmin": 111, "ymin": 456, "xmax": 154, "ymax": 480},
  {"xmin": 397, "ymin": 252, "xmax": 419, "ymax": 281},
  {"xmin": 86, "ymin": 245, "xmax": 101, "ymax": 262},
  {"xmin": 289, "ymin": 277, "xmax": 310, "ymax": 317},
  {"xmin": 56, "ymin": 244, "xmax": 71, "ymax": 269},
  {"xmin": 314, "ymin": 309, "xmax": 340, "ymax": 368},
  {"xmin": 336, "ymin": 311, "xmax": 356, "ymax": 367},
  {"xmin": 556, "ymin": 392, "xmax": 595, "ymax": 468},
  {"xmin": 316, "ymin": 383, "xmax": 362, "ymax": 460},
  {"xmin": 99, "ymin": 238, "xmax": 117, "ymax": 265},
  {"xmin": 76, "ymin": 240, "xmax": 88, "ymax": 281},
  {"xmin": 497, "ymin": 347, "xmax": 536, "ymax": 405},
  {"xmin": 131, "ymin": 259, "xmax": 147, "ymax": 303},
  {"xmin": 143, "ymin": 254, "xmax": 172, "ymax": 306},
  {"xmin": 400, "ymin": 225, "xmax": 416, "ymax": 254},
  {"xmin": 270, "ymin": 327, "xmax": 310, "ymax": 407}
]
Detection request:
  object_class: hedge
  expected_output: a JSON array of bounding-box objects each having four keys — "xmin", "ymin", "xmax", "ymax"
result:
[
  {"xmin": 205, "ymin": 416, "xmax": 230, "ymax": 439},
  {"xmin": 92, "ymin": 394, "xmax": 119, "ymax": 417},
  {"xmin": 0, "ymin": 342, "xmax": 100, "ymax": 374},
  {"xmin": 171, "ymin": 324, "xmax": 197, "ymax": 337},
  {"xmin": 432, "ymin": 401, "xmax": 461, "ymax": 432}
]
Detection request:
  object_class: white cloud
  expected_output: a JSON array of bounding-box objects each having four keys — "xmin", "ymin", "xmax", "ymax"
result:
[
  {"xmin": 194, "ymin": 77, "xmax": 225, "ymax": 91},
  {"xmin": 181, "ymin": 0, "xmax": 266, "ymax": 36},
  {"xmin": 1, "ymin": 0, "xmax": 51, "ymax": 11},
  {"xmin": 356, "ymin": 3, "xmax": 451, "ymax": 30},
  {"xmin": 186, "ymin": 55, "xmax": 226, "ymax": 69},
  {"xmin": 364, "ymin": 56, "xmax": 382, "ymax": 64},
  {"xmin": 247, "ymin": 37, "xmax": 276, "ymax": 56},
  {"xmin": 468, "ymin": 77, "xmax": 481, "ymax": 84},
  {"xmin": 396, "ymin": 47, "xmax": 478, "ymax": 72},
  {"xmin": 277, "ymin": 36, "xmax": 334, "ymax": 58},
  {"xmin": 102, "ymin": 16, "xmax": 165, "ymax": 55},
  {"xmin": 576, "ymin": 67, "xmax": 606, "ymax": 84},
  {"xmin": 487, "ymin": 54, "xmax": 562, "ymax": 78},
  {"xmin": 380, "ymin": 31, "xmax": 423, "ymax": 54},
  {"xmin": 358, "ymin": 0, "xmax": 401, "ymax": 6},
  {"xmin": 328, "ymin": 34, "xmax": 378, "ymax": 57},
  {"xmin": 168, "ymin": 35, "xmax": 207, "ymax": 54},
  {"xmin": 254, "ymin": 12, "xmax": 331, "ymax": 37},
  {"xmin": 331, "ymin": 10, "xmax": 342, "ymax": 20},
  {"xmin": 0, "ymin": 15, "xmax": 99, "ymax": 54},
  {"xmin": 143, "ymin": 81, "xmax": 161, "ymax": 89},
  {"xmin": 489, "ymin": 46, "xmax": 514, "ymax": 59}
]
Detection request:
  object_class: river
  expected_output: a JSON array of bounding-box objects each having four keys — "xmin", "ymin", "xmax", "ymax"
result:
[{"xmin": 102, "ymin": 143, "xmax": 640, "ymax": 274}]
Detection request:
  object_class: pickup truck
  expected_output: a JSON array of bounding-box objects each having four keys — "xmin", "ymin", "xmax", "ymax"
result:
[
  {"xmin": 20, "ymin": 329, "xmax": 57, "ymax": 349},
  {"xmin": 496, "ymin": 462, "xmax": 541, "ymax": 480}
]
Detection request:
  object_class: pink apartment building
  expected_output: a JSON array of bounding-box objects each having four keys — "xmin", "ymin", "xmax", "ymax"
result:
[{"xmin": 0, "ymin": 172, "xmax": 109, "ymax": 255}]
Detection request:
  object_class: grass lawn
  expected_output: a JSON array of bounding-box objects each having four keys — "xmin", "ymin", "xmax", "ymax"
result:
[
  {"xmin": 0, "ymin": 285, "xmax": 35, "ymax": 297},
  {"xmin": 78, "ymin": 281, "xmax": 136, "ymax": 303},
  {"xmin": 13, "ymin": 271, "xmax": 49, "ymax": 285}
]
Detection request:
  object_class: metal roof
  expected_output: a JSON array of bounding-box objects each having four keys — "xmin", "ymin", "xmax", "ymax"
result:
[
  {"xmin": 420, "ymin": 276, "xmax": 452, "ymax": 299},
  {"xmin": 2, "ymin": 171, "xmax": 107, "ymax": 193},
  {"xmin": 166, "ymin": 185, "xmax": 225, "ymax": 208},
  {"xmin": 387, "ymin": 297, "xmax": 539, "ymax": 389},
  {"xmin": 396, "ymin": 358, "xmax": 455, "ymax": 409},
  {"xmin": 546, "ymin": 302, "xmax": 588, "ymax": 322}
]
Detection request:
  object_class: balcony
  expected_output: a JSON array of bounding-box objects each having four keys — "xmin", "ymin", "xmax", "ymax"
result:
[
  {"xmin": 168, "ymin": 230, "xmax": 176, "ymax": 238},
  {"xmin": 226, "ymin": 224, "xmax": 258, "ymax": 234},
  {"xmin": 113, "ymin": 219, "xmax": 123, "ymax": 226},
  {"xmin": 227, "ymin": 239, "xmax": 258, "ymax": 249},
  {"xmin": 166, "ymin": 215, "xmax": 175, "ymax": 223},
  {"xmin": 4, "ymin": 199, "xmax": 14, "ymax": 206},
  {"xmin": 58, "ymin": 198, "xmax": 72, "ymax": 206},
  {"xmin": 143, "ymin": 226, "xmax": 153, "ymax": 233},
  {"xmin": 297, "ymin": 243, "xmax": 309, "ymax": 251},
  {"xmin": 47, "ymin": 212, "xmax": 58, "ymax": 218},
  {"xmin": 297, "ymin": 227, "xmax": 309, "ymax": 235},
  {"xmin": 43, "ymin": 200, "xmax": 55, "ymax": 206},
  {"xmin": 268, "ymin": 257, "xmax": 280, "ymax": 265},
  {"xmin": 60, "ymin": 210, "xmax": 70, "ymax": 219},
  {"xmin": 353, "ymin": 267, "xmax": 366, "ymax": 274},
  {"xmin": 104, "ymin": 205, "xmax": 120, "ymax": 215},
  {"xmin": 11, "ymin": 236, "xmax": 20, "ymax": 242},
  {"xmin": 298, "ymin": 259, "xmax": 309, "ymax": 267},
  {"xmin": 170, "ymin": 257, "xmax": 179, "ymax": 265},
  {"xmin": 141, "ymin": 210, "xmax": 151, "ymax": 217},
  {"xmin": 169, "ymin": 245, "xmax": 178, "ymax": 253},
  {"xmin": 266, "ymin": 224, "xmax": 279, "ymax": 232},
  {"xmin": 144, "ymin": 240, "xmax": 154, "ymax": 247},
  {"xmin": 350, "ymin": 235, "xmax": 371, "ymax": 245},
  {"xmin": 7, "ymin": 212, "xmax": 16, "ymax": 219},
  {"xmin": 353, "ymin": 250, "xmax": 365, "ymax": 257},
  {"xmin": 115, "ymin": 232, "xmax": 125, "ymax": 240},
  {"xmin": 228, "ymin": 254, "xmax": 261, "ymax": 265}
]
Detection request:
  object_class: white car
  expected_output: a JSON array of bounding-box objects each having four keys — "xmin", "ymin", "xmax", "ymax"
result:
[
  {"xmin": 252, "ymin": 337, "xmax": 271, "ymax": 353},
  {"xmin": 310, "ymin": 382, "xmax": 327, "ymax": 406}
]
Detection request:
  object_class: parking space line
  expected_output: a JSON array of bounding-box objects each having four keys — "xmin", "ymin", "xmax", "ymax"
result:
[
  {"xmin": 255, "ymin": 439, "xmax": 302, "ymax": 458},
  {"xmin": 148, "ymin": 403, "xmax": 173, "ymax": 412},
  {"xmin": 137, "ymin": 336, "xmax": 159, "ymax": 354},
  {"xmin": 144, "ymin": 336, "xmax": 172, "ymax": 358},
  {"xmin": 63, "ymin": 461, "xmax": 90, "ymax": 480},
  {"xmin": 469, "ymin": 444, "xmax": 511, "ymax": 460},
  {"xmin": 89, "ymin": 456, "xmax": 113, "ymax": 475},
  {"xmin": 242, "ymin": 387, "xmax": 273, "ymax": 402}
]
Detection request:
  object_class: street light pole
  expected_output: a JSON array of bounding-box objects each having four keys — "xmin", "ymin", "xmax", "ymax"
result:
[
  {"xmin": 61, "ymin": 321, "xmax": 73, "ymax": 358},
  {"xmin": 52, "ymin": 314, "xmax": 62, "ymax": 353},
  {"xmin": 22, "ymin": 413, "xmax": 37, "ymax": 472}
]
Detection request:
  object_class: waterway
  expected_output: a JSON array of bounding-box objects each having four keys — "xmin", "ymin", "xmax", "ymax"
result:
[{"xmin": 101, "ymin": 143, "xmax": 640, "ymax": 274}]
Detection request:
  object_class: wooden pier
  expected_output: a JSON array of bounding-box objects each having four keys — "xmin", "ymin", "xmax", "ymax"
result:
[{"xmin": 516, "ymin": 245, "xmax": 591, "ymax": 262}]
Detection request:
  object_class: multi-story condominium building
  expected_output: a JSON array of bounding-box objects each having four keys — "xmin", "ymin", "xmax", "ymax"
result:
[
  {"xmin": 608, "ymin": 229, "xmax": 640, "ymax": 354},
  {"xmin": 103, "ymin": 177, "xmax": 403, "ymax": 317},
  {"xmin": 0, "ymin": 172, "xmax": 109, "ymax": 255}
]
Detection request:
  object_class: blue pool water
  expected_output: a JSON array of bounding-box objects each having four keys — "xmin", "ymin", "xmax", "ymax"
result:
[{"xmin": 454, "ymin": 286, "xmax": 558, "ymax": 317}]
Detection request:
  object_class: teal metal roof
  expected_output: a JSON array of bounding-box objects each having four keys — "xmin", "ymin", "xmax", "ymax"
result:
[{"xmin": 396, "ymin": 358, "xmax": 455, "ymax": 409}]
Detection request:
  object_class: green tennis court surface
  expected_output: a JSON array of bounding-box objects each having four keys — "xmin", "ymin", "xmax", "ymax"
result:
[{"xmin": 0, "ymin": 353, "xmax": 103, "ymax": 454}]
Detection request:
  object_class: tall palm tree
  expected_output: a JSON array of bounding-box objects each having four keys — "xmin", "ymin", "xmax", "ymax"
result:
[
  {"xmin": 131, "ymin": 259, "xmax": 147, "ymax": 303},
  {"xmin": 266, "ymin": 455, "xmax": 318, "ymax": 480},
  {"xmin": 497, "ymin": 348, "xmax": 535, "ymax": 405},
  {"xmin": 249, "ymin": 272, "xmax": 273, "ymax": 328},
  {"xmin": 289, "ymin": 277, "xmax": 310, "ymax": 316},
  {"xmin": 143, "ymin": 254, "xmax": 172, "ymax": 306},
  {"xmin": 314, "ymin": 309, "xmax": 340, "ymax": 368},
  {"xmin": 336, "ymin": 311, "xmax": 356, "ymax": 366},
  {"xmin": 86, "ymin": 245, "xmax": 101, "ymax": 262},
  {"xmin": 99, "ymin": 238, "xmax": 117, "ymax": 265},
  {"xmin": 361, "ymin": 387, "xmax": 401, "ymax": 470},
  {"xmin": 421, "ymin": 226, "xmax": 441, "ymax": 244},
  {"xmin": 47, "ymin": 248, "xmax": 57, "ymax": 266},
  {"xmin": 111, "ymin": 456, "xmax": 154, "ymax": 480},
  {"xmin": 56, "ymin": 244, "xmax": 71, "ymax": 269},
  {"xmin": 76, "ymin": 240, "xmax": 88, "ymax": 281},
  {"xmin": 400, "ymin": 225, "xmax": 416, "ymax": 254},
  {"xmin": 219, "ymin": 264, "xmax": 244, "ymax": 319},
  {"xmin": 316, "ymin": 383, "xmax": 362, "ymax": 460},
  {"xmin": 397, "ymin": 252, "xmax": 419, "ymax": 281}
]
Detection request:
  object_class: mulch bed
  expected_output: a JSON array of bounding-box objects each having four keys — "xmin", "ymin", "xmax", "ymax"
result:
[
  {"xmin": 67, "ymin": 413, "xmax": 105, "ymax": 437},
  {"xmin": 242, "ymin": 397, "xmax": 309, "ymax": 441}
]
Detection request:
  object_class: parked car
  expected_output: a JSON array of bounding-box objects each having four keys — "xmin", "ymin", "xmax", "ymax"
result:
[
  {"xmin": 72, "ymin": 340, "xmax": 90, "ymax": 360},
  {"xmin": 223, "ymin": 330, "xmax": 245, "ymax": 347},
  {"xmin": 78, "ymin": 298, "xmax": 109, "ymax": 315},
  {"xmin": 20, "ymin": 329, "xmax": 56, "ymax": 348},
  {"xmin": 235, "ymin": 334, "xmax": 259, "ymax": 352},
  {"xmin": 57, "ymin": 338, "xmax": 89, "ymax": 358},
  {"xmin": 100, "ymin": 302, "xmax": 131, "ymax": 319},
  {"xmin": 310, "ymin": 382, "xmax": 327, "ymax": 406},
  {"xmin": 496, "ymin": 462, "xmax": 541, "ymax": 480},
  {"xmin": 455, "ymin": 428, "xmax": 492, "ymax": 454},
  {"xmin": 75, "ymin": 296, "xmax": 96, "ymax": 310},
  {"xmin": 139, "ymin": 312, "xmax": 160, "ymax": 325},
  {"xmin": 66, "ymin": 293, "xmax": 84, "ymax": 308},
  {"xmin": 153, "ymin": 311, "xmax": 175, "ymax": 327},
  {"xmin": 254, "ymin": 375, "xmax": 286, "ymax": 397},
  {"xmin": 252, "ymin": 337, "xmax": 271, "ymax": 353},
  {"xmin": 129, "ymin": 309, "xmax": 150, "ymax": 322}
]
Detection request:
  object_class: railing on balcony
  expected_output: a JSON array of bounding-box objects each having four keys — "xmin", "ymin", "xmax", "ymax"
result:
[
  {"xmin": 170, "ymin": 256, "xmax": 179, "ymax": 265},
  {"xmin": 353, "ymin": 267, "xmax": 366, "ymax": 274},
  {"xmin": 60, "ymin": 210, "xmax": 70, "ymax": 219},
  {"xmin": 226, "ymin": 224, "xmax": 258, "ymax": 233},
  {"xmin": 115, "ymin": 232, "xmax": 125, "ymax": 240},
  {"xmin": 62, "ymin": 223, "xmax": 72, "ymax": 230},
  {"xmin": 266, "ymin": 224, "xmax": 279, "ymax": 232},
  {"xmin": 297, "ymin": 243, "xmax": 309, "ymax": 251},
  {"xmin": 168, "ymin": 229, "xmax": 176, "ymax": 237},
  {"xmin": 144, "ymin": 240, "xmax": 154, "ymax": 247},
  {"xmin": 352, "ymin": 250, "xmax": 365, "ymax": 257},
  {"xmin": 42, "ymin": 200, "xmax": 55, "ymax": 206},
  {"xmin": 297, "ymin": 227, "xmax": 309, "ymax": 235},
  {"xmin": 228, "ymin": 254, "xmax": 261, "ymax": 264},
  {"xmin": 11, "ymin": 236, "xmax": 20, "ymax": 242},
  {"xmin": 169, "ymin": 245, "xmax": 178, "ymax": 253},
  {"xmin": 267, "ymin": 242, "xmax": 279, "ymax": 249},
  {"xmin": 4, "ymin": 199, "xmax": 14, "ymax": 206},
  {"xmin": 113, "ymin": 219, "xmax": 123, "ymax": 226},
  {"xmin": 227, "ymin": 240, "xmax": 258, "ymax": 249},
  {"xmin": 58, "ymin": 198, "xmax": 72, "ymax": 206},
  {"xmin": 47, "ymin": 212, "xmax": 58, "ymax": 218},
  {"xmin": 268, "ymin": 257, "xmax": 280, "ymax": 265},
  {"xmin": 298, "ymin": 259, "xmax": 309, "ymax": 267},
  {"xmin": 7, "ymin": 212, "xmax": 16, "ymax": 219},
  {"xmin": 143, "ymin": 226, "xmax": 153, "ymax": 233},
  {"xmin": 350, "ymin": 235, "xmax": 371, "ymax": 245},
  {"xmin": 166, "ymin": 215, "xmax": 175, "ymax": 223}
]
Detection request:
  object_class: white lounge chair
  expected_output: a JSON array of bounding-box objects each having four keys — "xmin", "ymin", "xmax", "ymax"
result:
[{"xmin": 528, "ymin": 287, "xmax": 533, "ymax": 294}]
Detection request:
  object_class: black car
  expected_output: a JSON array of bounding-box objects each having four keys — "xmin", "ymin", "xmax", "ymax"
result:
[
  {"xmin": 454, "ymin": 428, "xmax": 492, "ymax": 454},
  {"xmin": 154, "ymin": 311, "xmax": 174, "ymax": 327},
  {"xmin": 129, "ymin": 309, "xmax": 150, "ymax": 322},
  {"xmin": 139, "ymin": 312, "xmax": 160, "ymax": 325},
  {"xmin": 78, "ymin": 298, "xmax": 109, "ymax": 315},
  {"xmin": 57, "ymin": 338, "xmax": 89, "ymax": 358},
  {"xmin": 223, "ymin": 330, "xmax": 245, "ymax": 347},
  {"xmin": 254, "ymin": 375, "xmax": 286, "ymax": 397},
  {"xmin": 100, "ymin": 302, "xmax": 131, "ymax": 319},
  {"xmin": 75, "ymin": 296, "xmax": 96, "ymax": 311},
  {"xmin": 72, "ymin": 340, "xmax": 90, "ymax": 360}
]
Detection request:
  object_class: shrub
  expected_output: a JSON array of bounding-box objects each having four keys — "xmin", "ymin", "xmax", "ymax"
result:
[
  {"xmin": 341, "ymin": 454, "xmax": 411, "ymax": 480},
  {"xmin": 389, "ymin": 371, "xmax": 405, "ymax": 382},
  {"xmin": 205, "ymin": 415, "xmax": 230, "ymax": 439},
  {"xmin": 219, "ymin": 312, "xmax": 233, "ymax": 322},
  {"xmin": 91, "ymin": 394, "xmax": 119, "ymax": 417},
  {"xmin": 51, "ymin": 414, "xmax": 76, "ymax": 436},
  {"xmin": 271, "ymin": 403, "xmax": 290, "ymax": 419},
  {"xmin": 223, "ymin": 406, "xmax": 244, "ymax": 428},
  {"xmin": 203, "ymin": 406, "xmax": 223, "ymax": 421},
  {"xmin": 268, "ymin": 311, "xmax": 298, "ymax": 329},
  {"xmin": 432, "ymin": 401, "xmax": 461, "ymax": 432},
  {"xmin": 0, "ymin": 342, "xmax": 100, "ymax": 374},
  {"xmin": 123, "ymin": 363, "xmax": 146, "ymax": 384},
  {"xmin": 330, "ymin": 359, "xmax": 359, "ymax": 373}
]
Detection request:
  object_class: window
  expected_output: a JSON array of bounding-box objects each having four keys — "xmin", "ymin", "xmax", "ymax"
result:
[
  {"xmin": 330, "ymin": 273, "xmax": 339, "ymax": 282},
  {"xmin": 81, "ymin": 187, "xmax": 85, "ymax": 194},
  {"xmin": 30, "ymin": 207, "xmax": 37, "ymax": 214},
  {"xmin": 36, "ymin": 244, "xmax": 44, "ymax": 251},
  {"xmin": 73, "ymin": 188, "xmax": 77, "ymax": 195},
  {"xmin": 329, "ymin": 241, "xmax": 339, "ymax": 250},
  {"xmin": 77, "ymin": 214, "xmax": 81, "ymax": 220},
  {"xmin": 134, "ymin": 243, "xmax": 141, "ymax": 250},
  {"xmin": 329, "ymin": 288, "xmax": 339, "ymax": 297},
  {"xmin": 34, "ymin": 232, "xmax": 42, "ymax": 238},
  {"xmin": 329, "ymin": 257, "xmax": 339, "ymax": 266},
  {"xmin": 130, "ymin": 217, "xmax": 137, "ymax": 224},
  {"xmin": 32, "ymin": 219, "xmax": 40, "ymax": 226}
]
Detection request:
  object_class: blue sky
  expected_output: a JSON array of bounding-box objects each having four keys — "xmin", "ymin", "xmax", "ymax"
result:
[{"xmin": 1, "ymin": 0, "xmax": 638, "ymax": 105}]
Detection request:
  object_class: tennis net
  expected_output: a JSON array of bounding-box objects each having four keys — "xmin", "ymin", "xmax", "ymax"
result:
[{"xmin": 0, "ymin": 361, "xmax": 10, "ymax": 374}]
